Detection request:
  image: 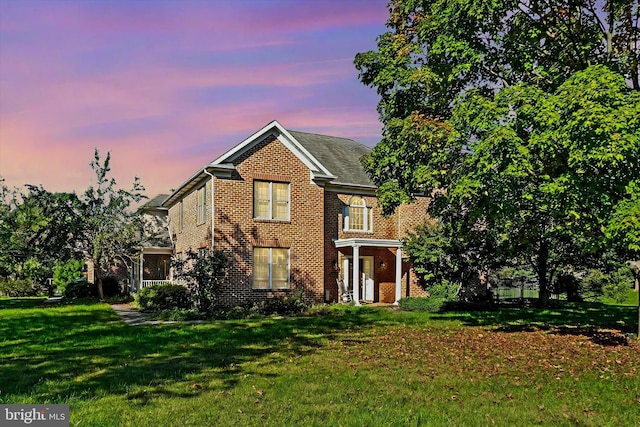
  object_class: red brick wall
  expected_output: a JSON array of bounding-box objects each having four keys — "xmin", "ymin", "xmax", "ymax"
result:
[
  {"xmin": 212, "ymin": 134, "xmax": 325, "ymax": 306},
  {"xmin": 168, "ymin": 179, "xmax": 212, "ymax": 255}
]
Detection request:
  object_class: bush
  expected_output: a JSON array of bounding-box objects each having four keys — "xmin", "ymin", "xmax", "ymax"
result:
[
  {"xmin": 53, "ymin": 259, "xmax": 84, "ymax": 294},
  {"xmin": 152, "ymin": 308, "xmax": 203, "ymax": 321},
  {"xmin": 138, "ymin": 283, "xmax": 191, "ymax": 312},
  {"xmin": 0, "ymin": 278, "xmax": 40, "ymax": 297},
  {"xmin": 63, "ymin": 278, "xmax": 97, "ymax": 299},
  {"xmin": 398, "ymin": 296, "xmax": 445, "ymax": 312},
  {"xmin": 581, "ymin": 269, "xmax": 606, "ymax": 301},
  {"xmin": 603, "ymin": 267, "xmax": 634, "ymax": 304}
]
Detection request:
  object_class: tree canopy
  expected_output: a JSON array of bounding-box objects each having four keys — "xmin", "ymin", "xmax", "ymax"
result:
[{"xmin": 355, "ymin": 0, "xmax": 640, "ymax": 301}]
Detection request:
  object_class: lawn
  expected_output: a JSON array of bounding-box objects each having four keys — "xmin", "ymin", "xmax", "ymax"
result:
[{"xmin": 1, "ymin": 297, "xmax": 639, "ymax": 426}]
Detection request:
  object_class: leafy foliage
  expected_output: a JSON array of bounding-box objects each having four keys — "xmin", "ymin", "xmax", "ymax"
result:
[
  {"xmin": 138, "ymin": 283, "xmax": 191, "ymax": 312},
  {"xmin": 355, "ymin": 1, "xmax": 640, "ymax": 303},
  {"xmin": 602, "ymin": 267, "xmax": 635, "ymax": 304},
  {"xmin": 63, "ymin": 278, "xmax": 97, "ymax": 299},
  {"xmin": 53, "ymin": 259, "xmax": 85, "ymax": 293},
  {"xmin": 79, "ymin": 149, "xmax": 145, "ymax": 299},
  {"xmin": 0, "ymin": 278, "xmax": 40, "ymax": 297},
  {"xmin": 0, "ymin": 181, "xmax": 84, "ymax": 282},
  {"xmin": 171, "ymin": 249, "xmax": 228, "ymax": 313}
]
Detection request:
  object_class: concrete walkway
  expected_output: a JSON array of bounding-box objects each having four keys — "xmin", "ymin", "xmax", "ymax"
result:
[{"xmin": 110, "ymin": 304, "xmax": 152, "ymax": 326}]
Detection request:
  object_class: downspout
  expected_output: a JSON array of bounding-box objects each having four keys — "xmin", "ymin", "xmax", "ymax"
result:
[{"xmin": 203, "ymin": 167, "xmax": 215, "ymax": 251}]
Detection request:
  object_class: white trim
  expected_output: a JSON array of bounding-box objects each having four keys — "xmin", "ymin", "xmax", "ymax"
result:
[
  {"xmin": 210, "ymin": 120, "xmax": 335, "ymax": 179},
  {"xmin": 334, "ymin": 238, "xmax": 403, "ymax": 249}
]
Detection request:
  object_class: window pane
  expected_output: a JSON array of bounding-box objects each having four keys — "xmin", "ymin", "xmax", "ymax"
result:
[
  {"xmin": 272, "ymin": 279, "xmax": 288, "ymax": 289},
  {"xmin": 350, "ymin": 206, "xmax": 364, "ymax": 230},
  {"xmin": 273, "ymin": 201, "xmax": 288, "ymax": 220},
  {"xmin": 254, "ymin": 182, "xmax": 269, "ymax": 199},
  {"xmin": 272, "ymin": 249, "xmax": 288, "ymax": 263},
  {"xmin": 255, "ymin": 200, "xmax": 269, "ymax": 218},
  {"xmin": 273, "ymin": 183, "xmax": 288, "ymax": 201},
  {"xmin": 253, "ymin": 280, "xmax": 269, "ymax": 289},
  {"xmin": 254, "ymin": 248, "xmax": 269, "ymax": 263}
]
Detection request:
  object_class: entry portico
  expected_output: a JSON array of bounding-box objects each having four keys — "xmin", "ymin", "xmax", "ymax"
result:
[{"xmin": 334, "ymin": 238, "xmax": 403, "ymax": 305}]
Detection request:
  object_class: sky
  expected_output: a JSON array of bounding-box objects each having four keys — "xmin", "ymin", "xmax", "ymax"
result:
[{"xmin": 0, "ymin": 0, "xmax": 389, "ymax": 198}]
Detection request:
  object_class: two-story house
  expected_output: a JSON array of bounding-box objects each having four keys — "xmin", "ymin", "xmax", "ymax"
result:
[{"xmin": 162, "ymin": 120, "xmax": 429, "ymax": 306}]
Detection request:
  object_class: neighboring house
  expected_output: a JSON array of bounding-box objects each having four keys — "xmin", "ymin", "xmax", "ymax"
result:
[
  {"xmin": 133, "ymin": 194, "xmax": 173, "ymax": 290},
  {"xmin": 162, "ymin": 120, "xmax": 429, "ymax": 306},
  {"xmin": 86, "ymin": 194, "xmax": 174, "ymax": 292}
]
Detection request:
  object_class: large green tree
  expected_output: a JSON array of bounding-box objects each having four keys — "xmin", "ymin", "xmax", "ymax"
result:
[
  {"xmin": 79, "ymin": 150, "xmax": 145, "ymax": 300},
  {"xmin": 355, "ymin": 0, "xmax": 639, "ymax": 301},
  {"xmin": 0, "ymin": 179, "xmax": 85, "ymax": 284}
]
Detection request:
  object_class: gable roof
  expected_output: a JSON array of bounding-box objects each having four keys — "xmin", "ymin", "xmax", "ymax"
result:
[
  {"xmin": 163, "ymin": 120, "xmax": 375, "ymax": 208},
  {"xmin": 287, "ymin": 130, "xmax": 373, "ymax": 187}
]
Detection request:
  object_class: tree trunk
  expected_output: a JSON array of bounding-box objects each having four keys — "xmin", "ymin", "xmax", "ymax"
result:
[
  {"xmin": 95, "ymin": 269, "xmax": 105, "ymax": 301},
  {"xmin": 537, "ymin": 242, "xmax": 550, "ymax": 305}
]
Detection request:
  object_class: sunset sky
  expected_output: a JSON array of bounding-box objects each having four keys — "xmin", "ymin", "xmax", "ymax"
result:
[{"xmin": 0, "ymin": 0, "xmax": 389, "ymax": 198}]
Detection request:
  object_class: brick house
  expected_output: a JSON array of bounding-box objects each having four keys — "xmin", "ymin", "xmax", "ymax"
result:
[{"xmin": 162, "ymin": 120, "xmax": 429, "ymax": 306}]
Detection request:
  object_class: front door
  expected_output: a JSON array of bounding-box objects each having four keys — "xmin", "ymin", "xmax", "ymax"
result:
[
  {"xmin": 359, "ymin": 256, "xmax": 375, "ymax": 302},
  {"xmin": 342, "ymin": 256, "xmax": 375, "ymax": 303}
]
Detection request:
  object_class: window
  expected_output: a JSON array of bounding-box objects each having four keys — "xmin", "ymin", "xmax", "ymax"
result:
[
  {"xmin": 196, "ymin": 185, "xmax": 206, "ymax": 224},
  {"xmin": 253, "ymin": 181, "xmax": 289, "ymax": 220},
  {"xmin": 178, "ymin": 200, "xmax": 184, "ymax": 231},
  {"xmin": 253, "ymin": 248, "xmax": 289, "ymax": 289},
  {"xmin": 343, "ymin": 196, "xmax": 373, "ymax": 232}
]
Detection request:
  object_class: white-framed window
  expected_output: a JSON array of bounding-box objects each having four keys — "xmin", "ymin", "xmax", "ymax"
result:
[
  {"xmin": 253, "ymin": 181, "xmax": 289, "ymax": 220},
  {"xmin": 178, "ymin": 200, "xmax": 184, "ymax": 231},
  {"xmin": 343, "ymin": 196, "xmax": 373, "ymax": 232},
  {"xmin": 253, "ymin": 247, "xmax": 289, "ymax": 289},
  {"xmin": 196, "ymin": 185, "xmax": 206, "ymax": 224}
]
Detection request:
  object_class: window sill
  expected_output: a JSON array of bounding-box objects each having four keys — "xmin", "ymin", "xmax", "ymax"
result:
[{"xmin": 254, "ymin": 219, "xmax": 291, "ymax": 224}]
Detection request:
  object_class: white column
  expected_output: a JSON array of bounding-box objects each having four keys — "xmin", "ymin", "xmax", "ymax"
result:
[
  {"xmin": 394, "ymin": 247, "xmax": 402, "ymax": 305},
  {"xmin": 139, "ymin": 252, "xmax": 144, "ymax": 291},
  {"xmin": 352, "ymin": 245, "xmax": 361, "ymax": 306}
]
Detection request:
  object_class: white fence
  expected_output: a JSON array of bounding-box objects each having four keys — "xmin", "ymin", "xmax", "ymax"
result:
[{"xmin": 141, "ymin": 280, "xmax": 175, "ymax": 288}]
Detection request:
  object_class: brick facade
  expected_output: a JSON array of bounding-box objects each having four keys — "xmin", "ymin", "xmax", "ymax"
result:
[{"xmin": 166, "ymin": 126, "xmax": 431, "ymax": 307}]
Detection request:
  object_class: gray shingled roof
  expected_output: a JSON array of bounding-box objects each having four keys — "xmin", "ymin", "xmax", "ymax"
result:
[
  {"xmin": 287, "ymin": 130, "xmax": 374, "ymax": 187},
  {"xmin": 143, "ymin": 194, "xmax": 170, "ymax": 209}
]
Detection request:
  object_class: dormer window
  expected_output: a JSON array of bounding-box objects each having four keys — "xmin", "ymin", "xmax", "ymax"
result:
[{"xmin": 343, "ymin": 196, "xmax": 373, "ymax": 232}]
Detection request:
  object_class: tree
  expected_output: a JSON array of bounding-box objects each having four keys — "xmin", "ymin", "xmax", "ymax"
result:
[
  {"xmin": 0, "ymin": 179, "xmax": 85, "ymax": 284},
  {"xmin": 355, "ymin": 0, "xmax": 639, "ymax": 303},
  {"xmin": 79, "ymin": 149, "xmax": 145, "ymax": 300}
]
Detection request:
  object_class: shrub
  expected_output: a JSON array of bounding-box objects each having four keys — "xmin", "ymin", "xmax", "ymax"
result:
[
  {"xmin": 0, "ymin": 277, "xmax": 40, "ymax": 297},
  {"xmin": 138, "ymin": 283, "xmax": 191, "ymax": 312},
  {"xmin": 581, "ymin": 269, "xmax": 606, "ymax": 301},
  {"xmin": 53, "ymin": 259, "xmax": 84, "ymax": 294},
  {"xmin": 603, "ymin": 267, "xmax": 634, "ymax": 304},
  {"xmin": 398, "ymin": 296, "xmax": 445, "ymax": 312},
  {"xmin": 172, "ymin": 249, "xmax": 228, "ymax": 313},
  {"xmin": 152, "ymin": 308, "xmax": 203, "ymax": 321},
  {"xmin": 63, "ymin": 278, "xmax": 97, "ymax": 299}
]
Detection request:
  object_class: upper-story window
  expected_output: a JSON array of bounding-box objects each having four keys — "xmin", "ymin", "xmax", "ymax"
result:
[
  {"xmin": 179, "ymin": 200, "xmax": 184, "ymax": 231},
  {"xmin": 254, "ymin": 181, "xmax": 289, "ymax": 221},
  {"xmin": 344, "ymin": 196, "xmax": 373, "ymax": 232},
  {"xmin": 196, "ymin": 185, "xmax": 207, "ymax": 225}
]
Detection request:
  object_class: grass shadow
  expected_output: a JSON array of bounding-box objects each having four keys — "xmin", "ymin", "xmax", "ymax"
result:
[
  {"xmin": 0, "ymin": 302, "xmax": 395, "ymax": 404},
  {"xmin": 431, "ymin": 300, "xmax": 637, "ymax": 345}
]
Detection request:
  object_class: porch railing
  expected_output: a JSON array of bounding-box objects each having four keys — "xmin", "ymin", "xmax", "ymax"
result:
[{"xmin": 141, "ymin": 280, "xmax": 175, "ymax": 288}]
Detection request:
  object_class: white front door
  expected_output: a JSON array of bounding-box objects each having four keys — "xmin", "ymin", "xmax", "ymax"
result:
[{"xmin": 360, "ymin": 256, "xmax": 374, "ymax": 302}]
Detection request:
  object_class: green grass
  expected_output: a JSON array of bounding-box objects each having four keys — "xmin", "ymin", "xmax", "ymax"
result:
[
  {"xmin": 601, "ymin": 289, "xmax": 639, "ymax": 306},
  {"xmin": 1, "ymin": 298, "xmax": 639, "ymax": 426}
]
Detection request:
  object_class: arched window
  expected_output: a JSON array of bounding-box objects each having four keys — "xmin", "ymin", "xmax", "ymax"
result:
[{"xmin": 343, "ymin": 196, "xmax": 373, "ymax": 232}]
